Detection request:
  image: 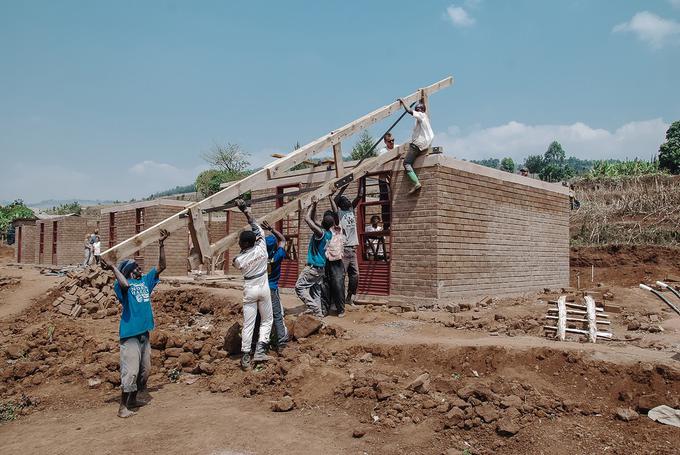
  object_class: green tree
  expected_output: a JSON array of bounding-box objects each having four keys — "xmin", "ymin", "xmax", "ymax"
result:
[
  {"xmin": 471, "ymin": 158, "xmax": 500, "ymax": 169},
  {"xmin": 202, "ymin": 143, "xmax": 250, "ymax": 173},
  {"xmin": 539, "ymin": 141, "xmax": 574, "ymax": 182},
  {"xmin": 523, "ymin": 155, "xmax": 544, "ymax": 174},
  {"xmin": 195, "ymin": 169, "xmax": 247, "ymax": 197},
  {"xmin": 0, "ymin": 200, "xmax": 35, "ymax": 233},
  {"xmin": 658, "ymin": 120, "xmax": 680, "ymax": 174},
  {"xmin": 49, "ymin": 201, "xmax": 82, "ymax": 215},
  {"xmin": 500, "ymin": 157, "xmax": 515, "ymax": 173},
  {"xmin": 544, "ymin": 141, "xmax": 566, "ymax": 165},
  {"xmin": 350, "ymin": 130, "xmax": 376, "ymax": 161}
]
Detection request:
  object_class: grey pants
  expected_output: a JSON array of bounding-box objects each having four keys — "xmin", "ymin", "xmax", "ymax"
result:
[
  {"xmin": 322, "ymin": 259, "xmax": 346, "ymax": 315},
  {"xmin": 270, "ymin": 288, "xmax": 289, "ymax": 345},
  {"xmin": 120, "ymin": 333, "xmax": 151, "ymax": 393},
  {"xmin": 295, "ymin": 265, "xmax": 324, "ymax": 317},
  {"xmin": 342, "ymin": 246, "xmax": 359, "ymax": 301}
]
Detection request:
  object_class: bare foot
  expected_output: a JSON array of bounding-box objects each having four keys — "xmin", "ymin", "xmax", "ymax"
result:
[{"xmin": 118, "ymin": 404, "xmax": 136, "ymax": 418}]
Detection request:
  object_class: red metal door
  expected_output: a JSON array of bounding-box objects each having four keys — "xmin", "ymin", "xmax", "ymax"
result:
[
  {"xmin": 17, "ymin": 226, "xmax": 22, "ymax": 262},
  {"xmin": 39, "ymin": 223, "xmax": 44, "ymax": 263},
  {"xmin": 357, "ymin": 173, "xmax": 391, "ymax": 295},
  {"xmin": 276, "ymin": 185, "xmax": 300, "ymax": 288},
  {"xmin": 51, "ymin": 222, "xmax": 58, "ymax": 265}
]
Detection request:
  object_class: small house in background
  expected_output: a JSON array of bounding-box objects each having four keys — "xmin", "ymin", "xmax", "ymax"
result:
[
  {"xmin": 12, "ymin": 218, "xmax": 38, "ymax": 264},
  {"xmin": 34, "ymin": 214, "xmax": 100, "ymax": 266}
]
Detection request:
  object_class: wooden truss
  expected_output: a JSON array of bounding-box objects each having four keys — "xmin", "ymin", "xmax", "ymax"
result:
[{"xmin": 101, "ymin": 76, "xmax": 454, "ymax": 265}]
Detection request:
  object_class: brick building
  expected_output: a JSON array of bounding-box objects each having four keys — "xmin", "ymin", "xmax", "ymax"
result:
[
  {"xmin": 12, "ymin": 218, "xmax": 38, "ymax": 264},
  {"xmin": 223, "ymin": 153, "xmax": 570, "ymax": 302},
  {"xmin": 33, "ymin": 215, "xmax": 100, "ymax": 266}
]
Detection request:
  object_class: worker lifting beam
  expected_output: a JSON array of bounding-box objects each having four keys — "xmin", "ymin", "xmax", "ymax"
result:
[{"xmin": 100, "ymin": 76, "xmax": 453, "ymax": 265}]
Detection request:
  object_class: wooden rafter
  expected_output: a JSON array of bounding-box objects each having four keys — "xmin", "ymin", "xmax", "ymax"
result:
[{"xmin": 101, "ymin": 76, "xmax": 453, "ymax": 263}]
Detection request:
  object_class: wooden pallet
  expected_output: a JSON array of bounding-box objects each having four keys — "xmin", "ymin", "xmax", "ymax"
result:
[{"xmin": 544, "ymin": 295, "xmax": 612, "ymax": 342}]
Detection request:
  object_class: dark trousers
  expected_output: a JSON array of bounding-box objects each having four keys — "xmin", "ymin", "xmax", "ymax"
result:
[{"xmin": 322, "ymin": 260, "xmax": 345, "ymax": 315}]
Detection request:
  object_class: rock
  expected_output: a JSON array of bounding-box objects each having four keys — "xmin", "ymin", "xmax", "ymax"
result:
[
  {"xmin": 444, "ymin": 303, "xmax": 460, "ymax": 313},
  {"xmin": 501, "ymin": 395, "xmax": 523, "ymax": 408},
  {"xmin": 359, "ymin": 353, "xmax": 373, "ymax": 363},
  {"xmin": 5, "ymin": 344, "xmax": 25, "ymax": 359},
  {"xmin": 223, "ymin": 322, "xmax": 242, "ymax": 355},
  {"xmin": 615, "ymin": 407, "xmax": 639, "ymax": 422},
  {"xmin": 293, "ymin": 314, "xmax": 323, "ymax": 339},
  {"xmin": 475, "ymin": 404, "xmax": 500, "ymax": 423},
  {"xmin": 320, "ymin": 323, "xmax": 346, "ymax": 338},
  {"xmin": 198, "ymin": 301, "xmax": 213, "ymax": 314},
  {"xmin": 88, "ymin": 378, "xmax": 102, "ymax": 388},
  {"xmin": 165, "ymin": 347, "xmax": 184, "ymax": 357},
  {"xmin": 496, "ymin": 418, "xmax": 520, "ymax": 436},
  {"xmin": 444, "ymin": 407, "xmax": 466, "ymax": 428},
  {"xmin": 638, "ymin": 394, "xmax": 661, "ymax": 413},
  {"xmin": 352, "ymin": 428, "xmax": 366, "ymax": 438},
  {"xmin": 198, "ymin": 362, "xmax": 215, "ymax": 375},
  {"xmin": 149, "ymin": 330, "xmax": 168, "ymax": 350},
  {"xmin": 406, "ymin": 372, "xmax": 430, "ymax": 392},
  {"xmin": 80, "ymin": 364, "xmax": 100, "ymax": 379},
  {"xmin": 192, "ymin": 341, "xmax": 205, "ymax": 354},
  {"xmin": 271, "ymin": 396, "xmax": 295, "ymax": 412},
  {"xmin": 13, "ymin": 361, "xmax": 39, "ymax": 379},
  {"xmin": 105, "ymin": 307, "xmax": 118, "ymax": 316},
  {"xmin": 177, "ymin": 352, "xmax": 195, "ymax": 367}
]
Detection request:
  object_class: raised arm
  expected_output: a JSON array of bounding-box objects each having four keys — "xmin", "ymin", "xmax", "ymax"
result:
[
  {"xmin": 157, "ymin": 229, "xmax": 169, "ymax": 275},
  {"xmin": 100, "ymin": 257, "xmax": 129, "ymax": 291},
  {"xmin": 262, "ymin": 220, "xmax": 286, "ymax": 249},
  {"xmin": 398, "ymin": 98, "xmax": 414, "ymax": 116},
  {"xmin": 329, "ymin": 194, "xmax": 338, "ymax": 213},
  {"xmin": 304, "ymin": 197, "xmax": 324, "ymax": 237},
  {"xmin": 236, "ymin": 198, "xmax": 263, "ymax": 238},
  {"xmin": 333, "ymin": 184, "xmax": 348, "ymax": 210}
]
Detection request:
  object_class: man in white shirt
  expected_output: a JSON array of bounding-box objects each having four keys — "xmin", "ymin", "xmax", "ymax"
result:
[
  {"xmin": 232, "ymin": 199, "xmax": 274, "ymax": 370},
  {"xmin": 398, "ymin": 97, "xmax": 434, "ymax": 194}
]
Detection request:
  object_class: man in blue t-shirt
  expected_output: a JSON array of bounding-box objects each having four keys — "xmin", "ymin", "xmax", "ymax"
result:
[
  {"xmin": 100, "ymin": 228, "xmax": 169, "ymax": 418},
  {"xmin": 261, "ymin": 220, "xmax": 289, "ymax": 351},
  {"xmin": 295, "ymin": 195, "xmax": 334, "ymax": 318}
]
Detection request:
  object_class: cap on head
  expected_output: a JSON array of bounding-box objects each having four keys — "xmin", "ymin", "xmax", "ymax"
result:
[{"xmin": 118, "ymin": 259, "xmax": 138, "ymax": 279}]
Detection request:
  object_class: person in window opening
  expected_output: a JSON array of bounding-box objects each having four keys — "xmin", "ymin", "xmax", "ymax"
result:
[
  {"xmin": 295, "ymin": 195, "xmax": 335, "ymax": 318},
  {"xmin": 332, "ymin": 183, "xmax": 364, "ymax": 307},
  {"xmin": 99, "ymin": 228, "xmax": 169, "ymax": 418},
  {"xmin": 232, "ymin": 199, "xmax": 274, "ymax": 370},
  {"xmin": 398, "ymin": 94, "xmax": 433, "ymax": 194},
  {"xmin": 376, "ymin": 133, "xmax": 394, "ymax": 231},
  {"xmin": 365, "ymin": 214, "xmax": 384, "ymax": 260}
]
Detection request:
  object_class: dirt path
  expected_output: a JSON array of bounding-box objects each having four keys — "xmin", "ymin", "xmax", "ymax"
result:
[
  {"xmin": 0, "ymin": 263, "xmax": 61, "ymax": 320},
  {"xmin": 0, "ymin": 383, "xmax": 369, "ymax": 455}
]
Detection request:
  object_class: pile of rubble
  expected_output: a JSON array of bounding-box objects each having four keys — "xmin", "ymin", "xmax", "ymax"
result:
[{"xmin": 51, "ymin": 268, "xmax": 118, "ymax": 319}]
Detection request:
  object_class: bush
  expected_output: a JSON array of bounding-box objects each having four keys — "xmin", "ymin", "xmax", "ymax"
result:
[{"xmin": 586, "ymin": 159, "xmax": 665, "ymax": 178}]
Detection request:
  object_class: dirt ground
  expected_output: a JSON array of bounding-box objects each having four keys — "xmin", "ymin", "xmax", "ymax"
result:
[{"xmin": 1, "ymin": 244, "xmax": 679, "ymax": 455}]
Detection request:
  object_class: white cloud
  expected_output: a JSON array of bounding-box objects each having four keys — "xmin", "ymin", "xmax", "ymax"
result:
[
  {"xmin": 445, "ymin": 5, "xmax": 476, "ymax": 27},
  {"xmin": 435, "ymin": 118, "xmax": 669, "ymax": 163},
  {"xmin": 613, "ymin": 11, "xmax": 680, "ymax": 49}
]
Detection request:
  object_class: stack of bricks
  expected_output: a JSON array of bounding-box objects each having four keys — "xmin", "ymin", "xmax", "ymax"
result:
[{"xmin": 52, "ymin": 268, "xmax": 118, "ymax": 318}]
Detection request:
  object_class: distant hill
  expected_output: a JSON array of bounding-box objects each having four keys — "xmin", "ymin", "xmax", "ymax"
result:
[{"xmin": 0, "ymin": 199, "xmax": 116, "ymax": 209}]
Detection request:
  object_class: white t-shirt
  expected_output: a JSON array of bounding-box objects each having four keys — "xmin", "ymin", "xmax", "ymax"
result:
[
  {"xmin": 365, "ymin": 225, "xmax": 383, "ymax": 255},
  {"xmin": 232, "ymin": 223, "xmax": 268, "ymax": 287},
  {"xmin": 411, "ymin": 111, "xmax": 434, "ymax": 150},
  {"xmin": 93, "ymin": 241, "xmax": 101, "ymax": 256},
  {"xmin": 338, "ymin": 209, "xmax": 359, "ymax": 247}
]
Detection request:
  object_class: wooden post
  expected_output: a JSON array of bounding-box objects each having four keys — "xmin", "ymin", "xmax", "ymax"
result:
[
  {"xmin": 188, "ymin": 207, "xmax": 212, "ymax": 263},
  {"xmin": 333, "ymin": 142, "xmax": 345, "ymax": 178},
  {"xmin": 584, "ymin": 295, "xmax": 597, "ymax": 343},
  {"xmin": 557, "ymin": 296, "xmax": 567, "ymax": 341}
]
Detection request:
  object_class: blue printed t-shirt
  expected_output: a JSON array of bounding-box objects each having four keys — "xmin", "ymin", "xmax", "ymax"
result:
[
  {"xmin": 307, "ymin": 230, "xmax": 332, "ymax": 268},
  {"xmin": 268, "ymin": 246, "xmax": 287, "ymax": 290},
  {"xmin": 114, "ymin": 267, "xmax": 159, "ymax": 340}
]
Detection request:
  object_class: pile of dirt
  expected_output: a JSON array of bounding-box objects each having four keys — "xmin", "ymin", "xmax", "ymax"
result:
[{"xmin": 0, "ymin": 276, "xmax": 21, "ymax": 291}]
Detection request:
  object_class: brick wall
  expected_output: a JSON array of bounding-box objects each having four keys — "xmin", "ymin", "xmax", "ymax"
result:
[
  {"xmin": 15, "ymin": 223, "xmax": 37, "ymax": 263},
  {"xmin": 56, "ymin": 217, "xmax": 99, "ymax": 266},
  {"xmin": 433, "ymin": 165, "xmax": 569, "ymax": 299},
  {"xmin": 101, "ymin": 205, "xmax": 189, "ymax": 276}
]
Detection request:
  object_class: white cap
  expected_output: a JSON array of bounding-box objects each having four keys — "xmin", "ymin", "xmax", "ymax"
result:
[
  {"xmin": 656, "ymin": 281, "xmax": 669, "ymax": 289},
  {"xmin": 639, "ymin": 284, "xmax": 652, "ymax": 291}
]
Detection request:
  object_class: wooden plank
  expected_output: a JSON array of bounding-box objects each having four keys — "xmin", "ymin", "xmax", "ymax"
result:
[
  {"xmin": 544, "ymin": 326, "xmax": 612, "ymax": 339},
  {"xmin": 210, "ymin": 144, "xmax": 405, "ymax": 257},
  {"xmin": 188, "ymin": 207, "xmax": 212, "ymax": 261},
  {"xmin": 584, "ymin": 295, "xmax": 597, "ymax": 343},
  {"xmin": 101, "ymin": 77, "xmax": 452, "ymax": 262},
  {"xmin": 546, "ymin": 315, "xmax": 611, "ymax": 325},
  {"xmin": 266, "ymin": 77, "xmax": 453, "ymax": 178},
  {"xmin": 557, "ymin": 296, "xmax": 566, "ymax": 341},
  {"xmin": 332, "ymin": 143, "xmax": 345, "ymax": 178}
]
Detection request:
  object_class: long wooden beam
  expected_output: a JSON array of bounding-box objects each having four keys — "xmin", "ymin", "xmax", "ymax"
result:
[
  {"xmin": 210, "ymin": 144, "xmax": 406, "ymax": 257},
  {"xmin": 101, "ymin": 76, "xmax": 453, "ymax": 262}
]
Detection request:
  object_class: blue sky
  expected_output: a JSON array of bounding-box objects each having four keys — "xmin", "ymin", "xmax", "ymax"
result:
[{"xmin": 1, "ymin": 0, "xmax": 679, "ymax": 202}]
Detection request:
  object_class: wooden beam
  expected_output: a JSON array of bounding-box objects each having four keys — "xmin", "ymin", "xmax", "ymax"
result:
[
  {"xmin": 210, "ymin": 144, "xmax": 406, "ymax": 257},
  {"xmin": 332, "ymin": 143, "xmax": 345, "ymax": 178},
  {"xmin": 266, "ymin": 77, "xmax": 453, "ymax": 178},
  {"xmin": 188, "ymin": 206, "xmax": 212, "ymax": 261},
  {"xmin": 101, "ymin": 76, "xmax": 453, "ymax": 261}
]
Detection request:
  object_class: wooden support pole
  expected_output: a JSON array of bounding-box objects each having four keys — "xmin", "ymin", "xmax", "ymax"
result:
[
  {"xmin": 188, "ymin": 207, "xmax": 212, "ymax": 262},
  {"xmin": 584, "ymin": 295, "xmax": 598, "ymax": 343},
  {"xmin": 557, "ymin": 296, "xmax": 567, "ymax": 341},
  {"xmin": 332, "ymin": 142, "xmax": 345, "ymax": 178}
]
